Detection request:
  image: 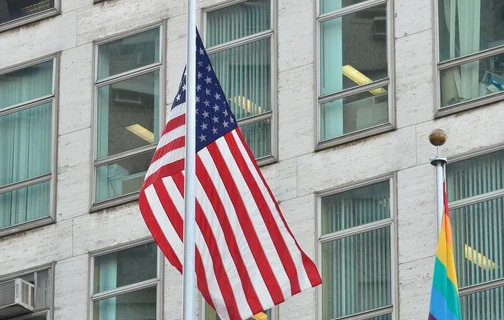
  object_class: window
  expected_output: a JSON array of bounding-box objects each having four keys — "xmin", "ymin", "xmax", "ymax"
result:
[
  {"xmin": 204, "ymin": 304, "xmax": 272, "ymax": 320},
  {"xmin": 446, "ymin": 149, "xmax": 504, "ymax": 319},
  {"xmin": 204, "ymin": 0, "xmax": 275, "ymax": 162},
  {"xmin": 437, "ymin": 0, "xmax": 504, "ymax": 113},
  {"xmin": 90, "ymin": 242, "xmax": 161, "ymax": 320},
  {"xmin": 93, "ymin": 26, "xmax": 163, "ymax": 207},
  {"xmin": 0, "ymin": 265, "xmax": 53, "ymax": 320},
  {"xmin": 317, "ymin": 0, "xmax": 393, "ymax": 147},
  {"xmin": 0, "ymin": 0, "xmax": 59, "ymax": 32},
  {"xmin": 318, "ymin": 179, "xmax": 395, "ymax": 319},
  {"xmin": 0, "ymin": 58, "xmax": 56, "ymax": 234}
]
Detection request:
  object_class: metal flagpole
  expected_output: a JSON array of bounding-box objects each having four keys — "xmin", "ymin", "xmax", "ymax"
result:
[
  {"xmin": 429, "ymin": 129, "xmax": 448, "ymax": 239},
  {"xmin": 183, "ymin": 0, "xmax": 197, "ymax": 319}
]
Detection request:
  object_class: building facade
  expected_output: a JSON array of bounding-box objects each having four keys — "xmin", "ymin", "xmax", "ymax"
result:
[{"xmin": 0, "ymin": 0, "xmax": 503, "ymax": 319}]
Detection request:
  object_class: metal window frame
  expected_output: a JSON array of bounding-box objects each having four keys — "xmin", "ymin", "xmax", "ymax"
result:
[
  {"xmin": 0, "ymin": 54, "xmax": 59, "ymax": 238},
  {"xmin": 0, "ymin": 0, "xmax": 61, "ymax": 33},
  {"xmin": 315, "ymin": 0, "xmax": 396, "ymax": 151},
  {"xmin": 315, "ymin": 174, "xmax": 398, "ymax": 320},
  {"xmin": 201, "ymin": 0, "xmax": 278, "ymax": 166},
  {"xmin": 88, "ymin": 238, "xmax": 164, "ymax": 320},
  {"xmin": 90, "ymin": 22, "xmax": 167, "ymax": 211},
  {"xmin": 0, "ymin": 262, "xmax": 55, "ymax": 320},
  {"xmin": 433, "ymin": 0, "xmax": 504, "ymax": 118}
]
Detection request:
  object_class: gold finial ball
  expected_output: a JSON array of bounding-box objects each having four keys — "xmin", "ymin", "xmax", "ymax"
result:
[{"xmin": 429, "ymin": 129, "xmax": 447, "ymax": 147}]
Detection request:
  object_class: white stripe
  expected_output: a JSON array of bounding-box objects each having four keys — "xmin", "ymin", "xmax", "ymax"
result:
[
  {"xmin": 167, "ymin": 102, "xmax": 185, "ymax": 120},
  {"xmin": 214, "ymin": 137, "xmax": 292, "ymax": 298},
  {"xmin": 163, "ymin": 177, "xmax": 230, "ymax": 320},
  {"xmin": 157, "ymin": 125, "xmax": 186, "ymax": 151},
  {"xmin": 145, "ymin": 147, "xmax": 186, "ymax": 179},
  {"xmin": 195, "ymin": 175, "xmax": 253, "ymax": 318},
  {"xmin": 144, "ymin": 185, "xmax": 183, "ymax": 264},
  {"xmin": 231, "ymin": 130, "xmax": 313, "ymax": 290},
  {"xmin": 198, "ymin": 147, "xmax": 274, "ymax": 310}
]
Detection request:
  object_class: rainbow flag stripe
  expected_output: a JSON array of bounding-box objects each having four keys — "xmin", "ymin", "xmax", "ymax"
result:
[{"xmin": 428, "ymin": 183, "xmax": 462, "ymax": 320}]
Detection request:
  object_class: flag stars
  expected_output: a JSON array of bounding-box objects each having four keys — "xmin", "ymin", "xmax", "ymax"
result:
[
  {"xmin": 199, "ymin": 47, "xmax": 205, "ymax": 55},
  {"xmin": 230, "ymin": 117, "xmax": 234, "ymax": 123},
  {"xmin": 200, "ymin": 122, "xmax": 208, "ymax": 130},
  {"xmin": 176, "ymin": 94, "xmax": 181, "ymax": 101},
  {"xmin": 212, "ymin": 127, "xmax": 218, "ymax": 134},
  {"xmin": 197, "ymin": 72, "xmax": 203, "ymax": 79},
  {"xmin": 203, "ymin": 100, "xmax": 210, "ymax": 107},
  {"xmin": 212, "ymin": 116, "xmax": 219, "ymax": 123},
  {"xmin": 182, "ymin": 84, "xmax": 186, "ymax": 91},
  {"xmin": 205, "ymin": 88, "xmax": 211, "ymax": 96},
  {"xmin": 204, "ymin": 76, "xmax": 212, "ymax": 84},
  {"xmin": 223, "ymin": 120, "xmax": 229, "ymax": 128},
  {"xmin": 206, "ymin": 65, "xmax": 212, "ymax": 72},
  {"xmin": 223, "ymin": 109, "xmax": 228, "ymax": 117},
  {"xmin": 196, "ymin": 84, "xmax": 202, "ymax": 92},
  {"xmin": 199, "ymin": 134, "xmax": 207, "ymax": 142},
  {"xmin": 198, "ymin": 61, "xmax": 203, "ymax": 67},
  {"xmin": 202, "ymin": 110, "xmax": 209, "ymax": 118},
  {"xmin": 214, "ymin": 93, "xmax": 221, "ymax": 100},
  {"xmin": 213, "ymin": 104, "xmax": 220, "ymax": 112}
]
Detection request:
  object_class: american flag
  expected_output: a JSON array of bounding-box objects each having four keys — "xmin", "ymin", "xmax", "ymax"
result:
[{"xmin": 139, "ymin": 30, "xmax": 321, "ymax": 320}]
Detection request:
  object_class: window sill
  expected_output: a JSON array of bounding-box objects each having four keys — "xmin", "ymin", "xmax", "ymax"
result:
[
  {"xmin": 0, "ymin": 9, "xmax": 60, "ymax": 33},
  {"xmin": 0, "ymin": 216, "xmax": 55, "ymax": 238},
  {"xmin": 256, "ymin": 154, "xmax": 277, "ymax": 167},
  {"xmin": 90, "ymin": 193, "xmax": 140, "ymax": 213},
  {"xmin": 436, "ymin": 91, "xmax": 504, "ymax": 118},
  {"xmin": 315, "ymin": 123, "xmax": 395, "ymax": 151}
]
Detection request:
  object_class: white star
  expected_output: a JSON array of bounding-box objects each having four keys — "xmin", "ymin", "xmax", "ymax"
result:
[
  {"xmin": 197, "ymin": 72, "xmax": 203, "ymax": 79},
  {"xmin": 196, "ymin": 96, "xmax": 200, "ymax": 103},
  {"xmin": 196, "ymin": 84, "xmax": 202, "ymax": 91},
  {"xmin": 182, "ymin": 84, "xmax": 186, "ymax": 91},
  {"xmin": 223, "ymin": 110, "xmax": 228, "ymax": 117},
  {"xmin": 214, "ymin": 93, "xmax": 221, "ymax": 100},
  {"xmin": 230, "ymin": 117, "xmax": 234, "ymax": 123},
  {"xmin": 206, "ymin": 65, "xmax": 212, "ymax": 72},
  {"xmin": 212, "ymin": 116, "xmax": 219, "ymax": 123},
  {"xmin": 195, "ymin": 108, "xmax": 199, "ymax": 114},
  {"xmin": 198, "ymin": 61, "xmax": 203, "ymax": 67},
  {"xmin": 204, "ymin": 76, "xmax": 212, "ymax": 84},
  {"xmin": 199, "ymin": 134, "xmax": 206, "ymax": 142},
  {"xmin": 176, "ymin": 94, "xmax": 181, "ymax": 101},
  {"xmin": 223, "ymin": 120, "xmax": 229, "ymax": 128},
  {"xmin": 212, "ymin": 127, "xmax": 218, "ymax": 134},
  {"xmin": 205, "ymin": 88, "xmax": 211, "ymax": 96},
  {"xmin": 213, "ymin": 104, "xmax": 220, "ymax": 112},
  {"xmin": 203, "ymin": 100, "xmax": 210, "ymax": 107},
  {"xmin": 200, "ymin": 122, "xmax": 208, "ymax": 130},
  {"xmin": 202, "ymin": 111, "xmax": 209, "ymax": 118},
  {"xmin": 199, "ymin": 47, "xmax": 205, "ymax": 55}
]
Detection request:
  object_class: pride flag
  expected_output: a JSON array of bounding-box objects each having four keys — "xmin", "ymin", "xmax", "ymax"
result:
[{"xmin": 428, "ymin": 183, "xmax": 462, "ymax": 320}]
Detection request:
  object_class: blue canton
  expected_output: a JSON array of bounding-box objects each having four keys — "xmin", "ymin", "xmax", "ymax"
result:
[{"xmin": 172, "ymin": 30, "xmax": 238, "ymax": 153}]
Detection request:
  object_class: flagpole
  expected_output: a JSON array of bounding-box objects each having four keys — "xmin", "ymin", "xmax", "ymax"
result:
[
  {"xmin": 429, "ymin": 129, "xmax": 447, "ymax": 239},
  {"xmin": 183, "ymin": 0, "xmax": 197, "ymax": 319}
]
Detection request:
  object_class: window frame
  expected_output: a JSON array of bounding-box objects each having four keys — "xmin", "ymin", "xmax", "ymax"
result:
[
  {"xmin": 446, "ymin": 145, "xmax": 504, "ymax": 300},
  {"xmin": 90, "ymin": 22, "xmax": 167, "ymax": 211},
  {"xmin": 434, "ymin": 0, "xmax": 504, "ymax": 117},
  {"xmin": 0, "ymin": 54, "xmax": 59, "ymax": 237},
  {"xmin": 0, "ymin": 0, "xmax": 60, "ymax": 33},
  {"xmin": 0, "ymin": 263, "xmax": 55, "ymax": 320},
  {"xmin": 315, "ymin": 174, "xmax": 398, "ymax": 320},
  {"xmin": 315, "ymin": 0, "xmax": 396, "ymax": 150},
  {"xmin": 201, "ymin": 0, "xmax": 278, "ymax": 166},
  {"xmin": 88, "ymin": 239, "xmax": 165, "ymax": 320}
]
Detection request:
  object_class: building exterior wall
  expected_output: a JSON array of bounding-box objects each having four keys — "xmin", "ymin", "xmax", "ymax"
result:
[{"xmin": 0, "ymin": 0, "xmax": 502, "ymax": 319}]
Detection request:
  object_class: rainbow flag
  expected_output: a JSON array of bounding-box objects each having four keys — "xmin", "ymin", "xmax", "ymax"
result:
[{"xmin": 428, "ymin": 183, "xmax": 462, "ymax": 320}]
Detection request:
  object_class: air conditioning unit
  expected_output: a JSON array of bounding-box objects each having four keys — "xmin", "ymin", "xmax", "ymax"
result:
[{"xmin": 0, "ymin": 279, "xmax": 35, "ymax": 319}]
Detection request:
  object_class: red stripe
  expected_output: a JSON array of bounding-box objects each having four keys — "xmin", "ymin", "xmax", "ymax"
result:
[
  {"xmin": 142, "ymin": 159, "xmax": 185, "ymax": 190},
  {"xmin": 224, "ymin": 133, "xmax": 301, "ymax": 295},
  {"xmin": 234, "ymin": 129, "xmax": 322, "ymax": 287},
  {"xmin": 196, "ymin": 155, "xmax": 263, "ymax": 313},
  {"xmin": 138, "ymin": 190, "xmax": 183, "ymax": 273},
  {"xmin": 153, "ymin": 178, "xmax": 184, "ymax": 240},
  {"xmin": 162, "ymin": 114, "xmax": 185, "ymax": 135},
  {"xmin": 171, "ymin": 174, "xmax": 242, "ymax": 319},
  {"xmin": 205, "ymin": 141, "xmax": 285, "ymax": 305},
  {"xmin": 151, "ymin": 136, "xmax": 185, "ymax": 163},
  {"xmin": 195, "ymin": 247, "xmax": 215, "ymax": 310}
]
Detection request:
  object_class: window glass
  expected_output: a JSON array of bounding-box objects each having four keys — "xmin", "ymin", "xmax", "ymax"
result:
[
  {"xmin": 97, "ymin": 28, "xmax": 160, "ymax": 80},
  {"xmin": 460, "ymin": 286, "xmax": 504, "ymax": 319},
  {"xmin": 240, "ymin": 118, "xmax": 271, "ymax": 159},
  {"xmin": 320, "ymin": 0, "xmax": 370, "ymax": 14},
  {"xmin": 0, "ymin": 0, "xmax": 55, "ymax": 26},
  {"xmin": 206, "ymin": 0, "xmax": 270, "ymax": 47},
  {"xmin": 438, "ymin": 0, "xmax": 504, "ymax": 62},
  {"xmin": 93, "ymin": 286, "xmax": 157, "ymax": 320}
]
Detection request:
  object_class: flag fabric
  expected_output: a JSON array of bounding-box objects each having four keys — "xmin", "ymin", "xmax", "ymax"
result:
[
  {"xmin": 428, "ymin": 183, "xmax": 462, "ymax": 320},
  {"xmin": 138, "ymin": 29, "xmax": 322, "ymax": 320}
]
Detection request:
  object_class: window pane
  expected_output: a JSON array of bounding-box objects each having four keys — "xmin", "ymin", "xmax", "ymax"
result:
[
  {"xmin": 321, "ymin": 180, "xmax": 390, "ymax": 235},
  {"xmin": 446, "ymin": 149, "xmax": 504, "ymax": 202},
  {"xmin": 461, "ymin": 286, "xmax": 504, "ymax": 320},
  {"xmin": 320, "ymin": 86, "xmax": 388, "ymax": 141},
  {"xmin": 206, "ymin": 0, "xmax": 270, "ymax": 47},
  {"xmin": 210, "ymin": 39, "xmax": 271, "ymax": 121},
  {"xmin": 0, "ymin": 60, "xmax": 53, "ymax": 110},
  {"xmin": 320, "ymin": 0, "xmax": 379, "ymax": 15},
  {"xmin": 320, "ymin": 4, "xmax": 388, "ymax": 96},
  {"xmin": 240, "ymin": 118, "xmax": 271, "ymax": 159},
  {"xmin": 0, "ymin": 102, "xmax": 52, "ymax": 187},
  {"xmin": 35, "ymin": 269, "xmax": 50, "ymax": 309},
  {"xmin": 440, "ymin": 52, "xmax": 504, "ymax": 108},
  {"xmin": 0, "ymin": 0, "xmax": 55, "ymax": 25},
  {"xmin": 97, "ymin": 28, "xmax": 160, "ymax": 80},
  {"xmin": 0, "ymin": 180, "xmax": 50, "ymax": 229},
  {"xmin": 97, "ymin": 72, "xmax": 159, "ymax": 159},
  {"xmin": 205, "ymin": 303, "xmax": 272, "ymax": 320},
  {"xmin": 93, "ymin": 286, "xmax": 157, "ymax": 320},
  {"xmin": 438, "ymin": 0, "xmax": 504, "ymax": 62},
  {"xmin": 95, "ymin": 150, "xmax": 155, "ymax": 203},
  {"xmin": 321, "ymin": 227, "xmax": 391, "ymax": 319},
  {"xmin": 94, "ymin": 243, "xmax": 157, "ymax": 293},
  {"xmin": 451, "ymin": 198, "xmax": 504, "ymax": 288}
]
